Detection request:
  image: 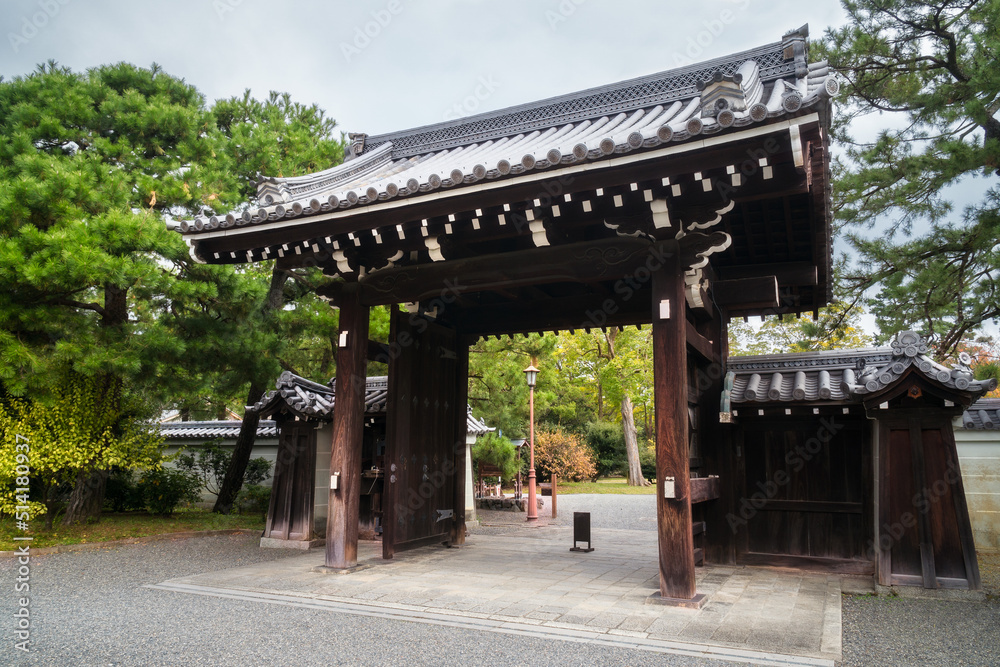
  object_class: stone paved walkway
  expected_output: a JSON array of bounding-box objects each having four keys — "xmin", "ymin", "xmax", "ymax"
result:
[{"xmin": 152, "ymin": 523, "xmax": 843, "ymax": 666}]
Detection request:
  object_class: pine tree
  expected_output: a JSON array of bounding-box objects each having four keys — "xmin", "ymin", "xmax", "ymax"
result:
[
  {"xmin": 817, "ymin": 0, "xmax": 1000, "ymax": 357},
  {"xmin": 0, "ymin": 62, "xmax": 219, "ymax": 522}
]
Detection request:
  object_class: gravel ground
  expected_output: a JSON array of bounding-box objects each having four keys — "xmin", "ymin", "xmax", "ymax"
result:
[
  {"xmin": 840, "ymin": 550, "xmax": 1000, "ymax": 667},
  {"xmin": 841, "ymin": 594, "xmax": 1000, "ymax": 667},
  {"xmin": 4, "ymin": 495, "xmax": 997, "ymax": 666},
  {"xmin": 0, "ymin": 533, "xmax": 736, "ymax": 667}
]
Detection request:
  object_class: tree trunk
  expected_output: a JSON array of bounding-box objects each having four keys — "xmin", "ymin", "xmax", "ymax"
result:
[
  {"xmin": 62, "ymin": 285, "xmax": 131, "ymax": 524},
  {"xmin": 213, "ymin": 382, "xmax": 266, "ymax": 513},
  {"xmin": 621, "ymin": 395, "xmax": 649, "ymax": 486},
  {"xmin": 213, "ymin": 266, "xmax": 287, "ymax": 514},
  {"xmin": 62, "ymin": 469, "xmax": 109, "ymax": 525}
]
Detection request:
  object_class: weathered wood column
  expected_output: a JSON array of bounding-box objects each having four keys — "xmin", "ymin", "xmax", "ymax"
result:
[
  {"xmin": 325, "ymin": 285, "xmax": 369, "ymax": 569},
  {"xmin": 651, "ymin": 250, "xmax": 702, "ymax": 606}
]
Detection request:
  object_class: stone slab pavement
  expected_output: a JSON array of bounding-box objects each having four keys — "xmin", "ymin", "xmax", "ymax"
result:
[{"xmin": 151, "ymin": 521, "xmax": 843, "ymax": 667}]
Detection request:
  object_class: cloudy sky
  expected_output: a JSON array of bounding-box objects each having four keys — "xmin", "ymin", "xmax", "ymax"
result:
[{"xmin": 2, "ymin": 0, "xmax": 848, "ymax": 137}]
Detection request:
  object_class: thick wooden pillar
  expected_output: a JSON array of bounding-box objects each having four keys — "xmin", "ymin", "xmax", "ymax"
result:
[
  {"xmin": 325, "ymin": 286, "xmax": 369, "ymax": 569},
  {"xmin": 651, "ymin": 251, "xmax": 700, "ymax": 604},
  {"xmin": 450, "ymin": 335, "xmax": 470, "ymax": 546}
]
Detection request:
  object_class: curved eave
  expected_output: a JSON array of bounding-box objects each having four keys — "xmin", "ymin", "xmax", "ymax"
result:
[{"xmin": 180, "ymin": 109, "xmax": 828, "ymax": 243}]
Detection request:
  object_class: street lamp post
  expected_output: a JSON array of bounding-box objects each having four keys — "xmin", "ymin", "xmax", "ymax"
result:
[{"xmin": 524, "ymin": 364, "xmax": 539, "ymax": 521}]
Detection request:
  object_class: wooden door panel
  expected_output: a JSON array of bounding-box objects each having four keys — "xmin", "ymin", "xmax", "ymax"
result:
[
  {"xmin": 383, "ymin": 313, "xmax": 459, "ymax": 557},
  {"xmin": 742, "ymin": 422, "xmax": 865, "ymax": 562}
]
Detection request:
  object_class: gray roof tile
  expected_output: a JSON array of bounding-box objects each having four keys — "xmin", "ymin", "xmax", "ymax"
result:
[
  {"xmin": 159, "ymin": 420, "xmax": 278, "ymax": 440},
  {"xmin": 724, "ymin": 332, "xmax": 998, "ymax": 413},
  {"xmin": 961, "ymin": 399, "xmax": 1000, "ymax": 430},
  {"xmin": 177, "ymin": 27, "xmax": 836, "ymax": 235}
]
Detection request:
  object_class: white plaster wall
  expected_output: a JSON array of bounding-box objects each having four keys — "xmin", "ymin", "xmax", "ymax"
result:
[
  {"xmin": 162, "ymin": 438, "xmax": 280, "ymax": 503},
  {"xmin": 314, "ymin": 424, "xmax": 333, "ymax": 536},
  {"xmin": 465, "ymin": 434, "xmax": 476, "ymax": 522},
  {"xmin": 955, "ymin": 424, "xmax": 1000, "ymax": 552}
]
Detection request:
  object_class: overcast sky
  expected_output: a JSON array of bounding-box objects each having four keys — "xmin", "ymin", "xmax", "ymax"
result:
[{"xmin": 2, "ymin": 0, "xmax": 848, "ymax": 137}]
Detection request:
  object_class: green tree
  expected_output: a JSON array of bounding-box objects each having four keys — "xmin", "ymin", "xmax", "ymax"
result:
[
  {"xmin": 728, "ymin": 299, "xmax": 873, "ymax": 356},
  {"xmin": 817, "ymin": 0, "xmax": 1000, "ymax": 356},
  {"xmin": 470, "ymin": 432, "xmax": 522, "ymax": 482},
  {"xmin": 0, "ymin": 373, "xmax": 162, "ymax": 529},
  {"xmin": 557, "ymin": 329, "xmax": 652, "ymax": 485},
  {"xmin": 0, "ymin": 62, "xmax": 223, "ymax": 522},
  {"xmin": 190, "ymin": 90, "xmax": 347, "ymax": 513},
  {"xmin": 584, "ymin": 421, "xmax": 626, "ymax": 479},
  {"xmin": 468, "ymin": 334, "xmax": 559, "ymax": 438}
]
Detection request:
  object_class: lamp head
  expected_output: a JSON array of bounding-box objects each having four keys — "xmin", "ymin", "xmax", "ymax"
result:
[{"xmin": 523, "ymin": 364, "xmax": 539, "ymax": 388}]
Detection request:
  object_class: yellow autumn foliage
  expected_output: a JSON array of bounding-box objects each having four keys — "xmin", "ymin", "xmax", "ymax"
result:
[{"xmin": 0, "ymin": 373, "xmax": 163, "ymax": 520}]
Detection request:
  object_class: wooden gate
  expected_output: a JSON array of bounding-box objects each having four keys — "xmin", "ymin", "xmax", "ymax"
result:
[
  {"xmin": 382, "ymin": 312, "xmax": 465, "ymax": 558},
  {"xmin": 878, "ymin": 414, "xmax": 981, "ymax": 589},
  {"xmin": 263, "ymin": 422, "xmax": 317, "ymax": 541}
]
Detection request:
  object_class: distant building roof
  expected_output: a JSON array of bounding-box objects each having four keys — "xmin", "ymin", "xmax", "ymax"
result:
[
  {"xmin": 253, "ymin": 371, "xmax": 494, "ymax": 437},
  {"xmin": 723, "ymin": 331, "xmax": 998, "ymax": 415},
  {"xmin": 253, "ymin": 372, "xmax": 388, "ymax": 421},
  {"xmin": 159, "ymin": 420, "xmax": 278, "ymax": 440},
  {"xmin": 467, "ymin": 409, "xmax": 495, "ymax": 437},
  {"xmin": 961, "ymin": 399, "xmax": 1000, "ymax": 430}
]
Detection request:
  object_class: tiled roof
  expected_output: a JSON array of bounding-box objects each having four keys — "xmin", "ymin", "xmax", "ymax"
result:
[
  {"xmin": 253, "ymin": 372, "xmax": 388, "ymax": 420},
  {"xmin": 961, "ymin": 399, "xmax": 1000, "ymax": 430},
  {"xmin": 723, "ymin": 331, "xmax": 998, "ymax": 412},
  {"xmin": 176, "ymin": 26, "xmax": 836, "ymax": 237},
  {"xmin": 253, "ymin": 371, "xmax": 494, "ymax": 437},
  {"xmin": 159, "ymin": 420, "xmax": 278, "ymax": 440},
  {"xmin": 467, "ymin": 408, "xmax": 495, "ymax": 437}
]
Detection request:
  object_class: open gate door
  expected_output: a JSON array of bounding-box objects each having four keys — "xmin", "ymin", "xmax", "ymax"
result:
[{"xmin": 383, "ymin": 311, "xmax": 467, "ymax": 558}]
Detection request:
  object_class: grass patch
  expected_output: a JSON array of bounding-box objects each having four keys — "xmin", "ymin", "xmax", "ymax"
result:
[
  {"xmin": 539, "ymin": 478, "xmax": 656, "ymax": 495},
  {"xmin": 0, "ymin": 509, "xmax": 264, "ymax": 551}
]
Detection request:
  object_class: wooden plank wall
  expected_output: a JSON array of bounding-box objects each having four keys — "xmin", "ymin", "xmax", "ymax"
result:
[
  {"xmin": 264, "ymin": 423, "xmax": 316, "ymax": 541},
  {"xmin": 740, "ymin": 419, "xmax": 869, "ymax": 563}
]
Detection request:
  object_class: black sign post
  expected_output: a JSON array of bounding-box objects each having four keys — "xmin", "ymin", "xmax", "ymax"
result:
[{"xmin": 570, "ymin": 511, "xmax": 595, "ymax": 553}]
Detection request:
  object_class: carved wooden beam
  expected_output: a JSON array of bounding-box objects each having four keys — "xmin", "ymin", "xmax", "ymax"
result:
[
  {"xmin": 320, "ymin": 237, "xmax": 674, "ymax": 306},
  {"xmin": 686, "ymin": 320, "xmax": 719, "ymax": 365}
]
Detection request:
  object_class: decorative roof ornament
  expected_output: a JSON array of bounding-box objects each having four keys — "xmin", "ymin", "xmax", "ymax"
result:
[
  {"xmin": 346, "ymin": 133, "xmax": 368, "ymax": 161},
  {"xmin": 781, "ymin": 24, "xmax": 809, "ymax": 78},
  {"xmin": 697, "ymin": 61, "xmax": 762, "ymax": 120},
  {"xmin": 890, "ymin": 330, "xmax": 930, "ymax": 358},
  {"xmin": 841, "ymin": 330, "xmax": 992, "ymax": 397}
]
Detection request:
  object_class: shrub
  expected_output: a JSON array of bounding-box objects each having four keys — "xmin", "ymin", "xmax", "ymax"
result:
[
  {"xmin": 584, "ymin": 421, "xmax": 626, "ymax": 479},
  {"xmin": 244, "ymin": 458, "xmax": 272, "ymax": 486},
  {"xmin": 471, "ymin": 432, "xmax": 523, "ymax": 482},
  {"xmin": 105, "ymin": 470, "xmax": 145, "ymax": 512},
  {"xmin": 534, "ymin": 428, "xmax": 596, "ymax": 482},
  {"xmin": 137, "ymin": 468, "xmax": 201, "ymax": 515},
  {"xmin": 235, "ymin": 484, "xmax": 271, "ymax": 519},
  {"xmin": 176, "ymin": 442, "xmax": 272, "ymax": 496}
]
